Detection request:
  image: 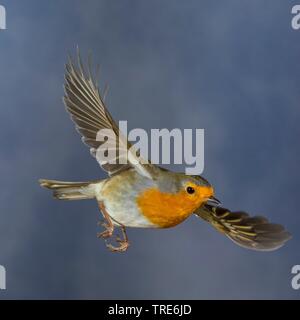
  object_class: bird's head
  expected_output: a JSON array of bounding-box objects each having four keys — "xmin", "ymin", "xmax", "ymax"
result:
[{"xmin": 176, "ymin": 175, "xmax": 217, "ymax": 208}]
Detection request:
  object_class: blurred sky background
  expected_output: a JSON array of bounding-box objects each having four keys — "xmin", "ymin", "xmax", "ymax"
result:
[{"xmin": 0, "ymin": 0, "xmax": 300, "ymax": 299}]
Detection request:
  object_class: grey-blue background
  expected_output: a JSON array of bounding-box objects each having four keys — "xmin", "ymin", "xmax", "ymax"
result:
[{"xmin": 0, "ymin": 0, "xmax": 299, "ymax": 299}]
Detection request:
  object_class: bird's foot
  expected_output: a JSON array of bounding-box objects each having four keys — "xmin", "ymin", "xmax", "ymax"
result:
[
  {"xmin": 105, "ymin": 237, "xmax": 130, "ymax": 253},
  {"xmin": 97, "ymin": 202, "xmax": 129, "ymax": 252},
  {"xmin": 97, "ymin": 220, "xmax": 113, "ymax": 239}
]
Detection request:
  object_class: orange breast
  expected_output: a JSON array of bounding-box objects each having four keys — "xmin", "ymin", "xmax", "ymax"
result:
[{"xmin": 136, "ymin": 187, "xmax": 208, "ymax": 228}]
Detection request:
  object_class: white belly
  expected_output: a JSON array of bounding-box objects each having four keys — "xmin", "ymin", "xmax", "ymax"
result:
[
  {"xmin": 94, "ymin": 176, "xmax": 157, "ymax": 228},
  {"xmin": 104, "ymin": 199, "xmax": 156, "ymax": 228}
]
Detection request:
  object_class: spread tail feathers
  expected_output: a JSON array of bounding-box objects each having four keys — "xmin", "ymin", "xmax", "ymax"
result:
[
  {"xmin": 39, "ymin": 179, "xmax": 100, "ymax": 200},
  {"xmin": 194, "ymin": 204, "xmax": 291, "ymax": 251}
]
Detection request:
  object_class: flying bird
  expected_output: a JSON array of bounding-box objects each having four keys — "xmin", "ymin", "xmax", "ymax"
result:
[{"xmin": 39, "ymin": 51, "xmax": 291, "ymax": 252}]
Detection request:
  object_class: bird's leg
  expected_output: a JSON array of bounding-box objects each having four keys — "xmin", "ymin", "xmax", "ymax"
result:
[
  {"xmin": 97, "ymin": 201, "xmax": 114, "ymax": 239},
  {"xmin": 96, "ymin": 202, "xmax": 130, "ymax": 253},
  {"xmin": 106, "ymin": 225, "xmax": 130, "ymax": 253}
]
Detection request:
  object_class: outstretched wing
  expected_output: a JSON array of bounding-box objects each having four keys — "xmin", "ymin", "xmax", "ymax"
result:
[
  {"xmin": 194, "ymin": 204, "xmax": 291, "ymax": 251},
  {"xmin": 63, "ymin": 49, "xmax": 152, "ymax": 178}
]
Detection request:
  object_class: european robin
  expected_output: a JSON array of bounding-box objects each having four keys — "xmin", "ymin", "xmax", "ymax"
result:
[{"xmin": 39, "ymin": 51, "xmax": 291, "ymax": 252}]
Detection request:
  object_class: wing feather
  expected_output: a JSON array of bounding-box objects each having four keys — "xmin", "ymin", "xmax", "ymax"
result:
[
  {"xmin": 63, "ymin": 49, "xmax": 152, "ymax": 178},
  {"xmin": 194, "ymin": 204, "xmax": 291, "ymax": 251}
]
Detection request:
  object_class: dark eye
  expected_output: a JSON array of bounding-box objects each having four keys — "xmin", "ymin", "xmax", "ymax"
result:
[{"xmin": 186, "ymin": 186, "xmax": 195, "ymax": 194}]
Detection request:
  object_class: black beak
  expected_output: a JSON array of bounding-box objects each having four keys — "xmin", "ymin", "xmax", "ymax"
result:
[{"xmin": 207, "ymin": 196, "xmax": 221, "ymax": 206}]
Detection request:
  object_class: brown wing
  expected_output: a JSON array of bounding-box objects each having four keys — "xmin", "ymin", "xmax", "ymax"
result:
[
  {"xmin": 63, "ymin": 49, "xmax": 152, "ymax": 178},
  {"xmin": 194, "ymin": 204, "xmax": 291, "ymax": 251}
]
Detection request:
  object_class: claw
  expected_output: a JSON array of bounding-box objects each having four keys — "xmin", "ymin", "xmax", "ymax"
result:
[
  {"xmin": 97, "ymin": 226, "xmax": 114, "ymax": 239},
  {"xmin": 97, "ymin": 220, "xmax": 108, "ymax": 228},
  {"xmin": 105, "ymin": 240, "xmax": 129, "ymax": 253},
  {"xmin": 97, "ymin": 227, "xmax": 113, "ymax": 239}
]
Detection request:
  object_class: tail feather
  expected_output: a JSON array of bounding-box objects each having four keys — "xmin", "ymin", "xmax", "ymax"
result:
[{"xmin": 39, "ymin": 179, "xmax": 99, "ymax": 200}]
